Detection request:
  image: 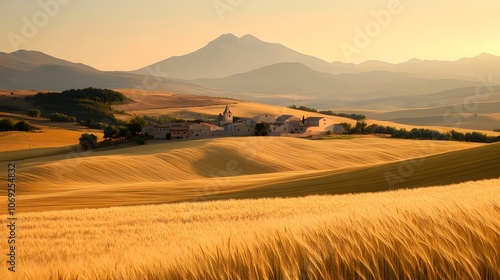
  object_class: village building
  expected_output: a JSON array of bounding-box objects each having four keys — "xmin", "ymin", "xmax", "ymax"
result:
[
  {"xmin": 218, "ymin": 105, "xmax": 233, "ymax": 126},
  {"xmin": 270, "ymin": 115, "xmax": 301, "ymax": 135},
  {"xmin": 141, "ymin": 105, "xmax": 344, "ymax": 140},
  {"xmin": 170, "ymin": 123, "xmax": 190, "ymax": 139},
  {"xmin": 301, "ymin": 116, "xmax": 338, "ymax": 134},
  {"xmin": 189, "ymin": 123, "xmax": 224, "ymax": 137},
  {"xmin": 252, "ymin": 114, "xmax": 276, "ymax": 124},
  {"xmin": 333, "ymin": 124, "xmax": 344, "ymax": 134}
]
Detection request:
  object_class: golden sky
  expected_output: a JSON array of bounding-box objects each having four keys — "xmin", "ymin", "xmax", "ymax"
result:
[{"xmin": 1, "ymin": 0, "xmax": 499, "ymax": 71}]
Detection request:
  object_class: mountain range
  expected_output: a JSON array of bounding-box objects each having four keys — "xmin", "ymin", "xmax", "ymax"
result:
[{"xmin": 1, "ymin": 33, "xmax": 499, "ymax": 109}]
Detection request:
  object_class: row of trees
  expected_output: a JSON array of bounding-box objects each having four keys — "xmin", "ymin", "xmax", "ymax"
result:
[
  {"xmin": 0, "ymin": 119, "xmax": 38, "ymax": 131},
  {"xmin": 102, "ymin": 115, "xmax": 145, "ymax": 142},
  {"xmin": 79, "ymin": 116, "xmax": 148, "ymax": 149},
  {"xmin": 319, "ymin": 110, "xmax": 366, "ymax": 121},
  {"xmin": 27, "ymin": 109, "xmax": 77, "ymax": 123},
  {"xmin": 288, "ymin": 105, "xmax": 366, "ymax": 120},
  {"xmin": 341, "ymin": 122, "xmax": 500, "ymax": 143},
  {"xmin": 49, "ymin": 113, "xmax": 77, "ymax": 123}
]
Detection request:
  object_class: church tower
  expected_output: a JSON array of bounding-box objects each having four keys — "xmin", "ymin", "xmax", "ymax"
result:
[{"xmin": 218, "ymin": 105, "xmax": 233, "ymax": 125}]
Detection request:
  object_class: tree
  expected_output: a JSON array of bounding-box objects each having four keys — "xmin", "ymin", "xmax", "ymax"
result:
[
  {"xmin": 103, "ymin": 126, "xmax": 119, "ymax": 142},
  {"xmin": 79, "ymin": 133, "xmax": 98, "ymax": 150},
  {"xmin": 14, "ymin": 121, "xmax": 37, "ymax": 131},
  {"xmin": 340, "ymin": 122, "xmax": 352, "ymax": 133},
  {"xmin": 353, "ymin": 121, "xmax": 368, "ymax": 134},
  {"xmin": 27, "ymin": 109, "xmax": 41, "ymax": 117},
  {"xmin": 130, "ymin": 115, "xmax": 146, "ymax": 126},
  {"xmin": 49, "ymin": 113, "xmax": 76, "ymax": 122},
  {"xmin": 255, "ymin": 122, "xmax": 271, "ymax": 136},
  {"xmin": 0, "ymin": 119, "xmax": 16, "ymax": 131},
  {"xmin": 127, "ymin": 122, "xmax": 142, "ymax": 137},
  {"xmin": 116, "ymin": 126, "xmax": 130, "ymax": 140}
]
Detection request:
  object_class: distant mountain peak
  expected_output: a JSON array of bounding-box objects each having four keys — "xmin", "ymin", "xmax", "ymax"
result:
[
  {"xmin": 11, "ymin": 49, "xmax": 45, "ymax": 56},
  {"xmin": 208, "ymin": 33, "xmax": 264, "ymax": 46},
  {"xmin": 209, "ymin": 33, "xmax": 239, "ymax": 45},
  {"xmin": 240, "ymin": 34, "xmax": 262, "ymax": 43},
  {"xmin": 476, "ymin": 52, "xmax": 496, "ymax": 58}
]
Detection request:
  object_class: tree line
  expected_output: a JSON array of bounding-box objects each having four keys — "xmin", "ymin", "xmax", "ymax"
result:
[
  {"xmin": 288, "ymin": 105, "xmax": 366, "ymax": 120},
  {"xmin": 78, "ymin": 115, "xmax": 149, "ymax": 149},
  {"xmin": 0, "ymin": 119, "xmax": 38, "ymax": 131},
  {"xmin": 341, "ymin": 122, "xmax": 500, "ymax": 143}
]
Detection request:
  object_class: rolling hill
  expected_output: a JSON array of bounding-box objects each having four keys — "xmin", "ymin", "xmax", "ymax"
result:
[
  {"xmin": 335, "ymin": 53, "xmax": 500, "ymax": 80},
  {"xmin": 192, "ymin": 62, "xmax": 479, "ymax": 106},
  {"xmin": 344, "ymin": 85, "xmax": 500, "ymax": 109},
  {"xmin": 0, "ymin": 50, "xmax": 210, "ymax": 93},
  {"xmin": 2, "ymin": 136, "xmax": 493, "ymax": 212}
]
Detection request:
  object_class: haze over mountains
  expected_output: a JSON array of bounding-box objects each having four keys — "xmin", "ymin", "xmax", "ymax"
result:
[{"xmin": 1, "ymin": 33, "xmax": 499, "ymax": 109}]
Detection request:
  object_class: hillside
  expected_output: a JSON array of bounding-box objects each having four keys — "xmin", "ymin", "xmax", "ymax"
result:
[
  {"xmin": 191, "ymin": 63, "xmax": 480, "ymax": 108},
  {"xmin": 0, "ymin": 49, "xmax": 95, "ymax": 71},
  {"xmin": 345, "ymin": 85, "xmax": 500, "ymax": 109},
  {"xmin": 2, "ymin": 137, "xmax": 492, "ymax": 212},
  {"xmin": 0, "ymin": 50, "xmax": 210, "ymax": 93},
  {"xmin": 335, "ymin": 53, "xmax": 500, "ymax": 80},
  {"xmin": 133, "ymin": 34, "xmax": 333, "ymax": 79},
  {"xmin": 355, "ymin": 101, "xmax": 500, "ymax": 130},
  {"xmin": 1, "ymin": 178, "xmax": 498, "ymax": 279}
]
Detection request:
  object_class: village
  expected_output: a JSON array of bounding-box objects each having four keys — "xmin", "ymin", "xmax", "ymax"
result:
[{"xmin": 141, "ymin": 105, "xmax": 344, "ymax": 139}]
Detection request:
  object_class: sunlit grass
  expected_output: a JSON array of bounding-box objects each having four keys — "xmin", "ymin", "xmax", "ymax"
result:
[{"xmin": 1, "ymin": 178, "xmax": 498, "ymax": 279}]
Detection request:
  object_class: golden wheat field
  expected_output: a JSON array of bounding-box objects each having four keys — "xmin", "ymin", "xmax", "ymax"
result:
[
  {"xmin": 0, "ymin": 178, "xmax": 498, "ymax": 279},
  {"xmin": 1, "ymin": 137, "xmax": 489, "ymax": 212},
  {"xmin": 0, "ymin": 129, "xmax": 99, "ymax": 152}
]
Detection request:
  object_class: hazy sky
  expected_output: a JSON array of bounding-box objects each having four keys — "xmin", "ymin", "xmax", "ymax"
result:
[{"xmin": 1, "ymin": 0, "xmax": 499, "ymax": 71}]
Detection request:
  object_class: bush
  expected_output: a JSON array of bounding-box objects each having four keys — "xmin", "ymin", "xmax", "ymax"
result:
[
  {"xmin": 79, "ymin": 133, "xmax": 98, "ymax": 150},
  {"xmin": 255, "ymin": 122, "xmax": 271, "ymax": 136},
  {"xmin": 27, "ymin": 109, "xmax": 41, "ymax": 117},
  {"xmin": 49, "ymin": 113, "xmax": 77, "ymax": 123},
  {"xmin": 0, "ymin": 119, "xmax": 16, "ymax": 131},
  {"xmin": 494, "ymin": 128, "xmax": 500, "ymax": 132},
  {"xmin": 326, "ymin": 130, "xmax": 332, "ymax": 135},
  {"xmin": 13, "ymin": 121, "xmax": 38, "ymax": 131}
]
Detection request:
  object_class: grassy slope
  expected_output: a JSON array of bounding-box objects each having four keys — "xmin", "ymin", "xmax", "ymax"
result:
[
  {"xmin": 0, "ymin": 178, "xmax": 497, "ymax": 279},
  {"xmin": 0, "ymin": 129, "xmax": 101, "ymax": 152},
  {"xmin": 218, "ymin": 141, "xmax": 500, "ymax": 200},
  {"xmin": 1, "ymin": 137, "xmax": 495, "ymax": 212},
  {"xmin": 337, "ymin": 103, "xmax": 500, "ymax": 131}
]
